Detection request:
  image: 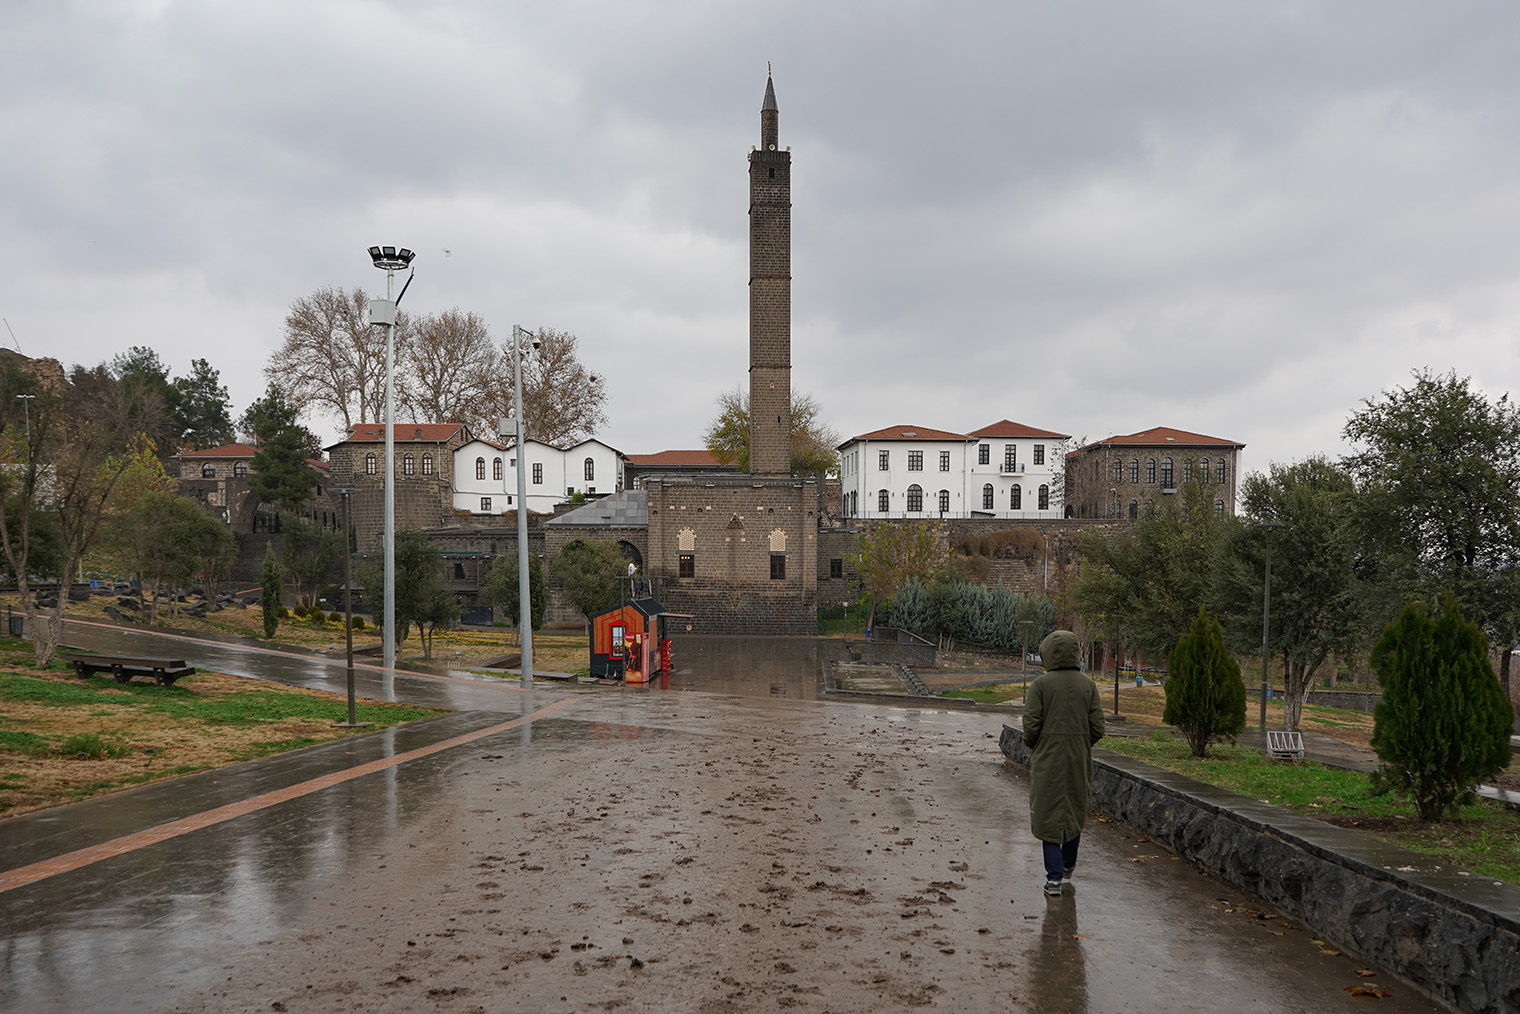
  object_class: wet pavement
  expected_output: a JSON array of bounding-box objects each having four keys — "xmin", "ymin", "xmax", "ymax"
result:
[{"xmin": 0, "ymin": 622, "xmax": 1448, "ymax": 1013}]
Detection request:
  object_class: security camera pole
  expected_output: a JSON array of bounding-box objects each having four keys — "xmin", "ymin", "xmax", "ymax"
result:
[
  {"xmin": 512, "ymin": 324, "xmax": 538, "ymax": 689},
  {"xmin": 366, "ymin": 246, "xmax": 416, "ymax": 677}
]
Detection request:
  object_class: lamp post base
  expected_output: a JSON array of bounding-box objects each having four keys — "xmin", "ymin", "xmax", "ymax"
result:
[{"xmin": 331, "ymin": 722, "xmax": 373, "ymax": 729}]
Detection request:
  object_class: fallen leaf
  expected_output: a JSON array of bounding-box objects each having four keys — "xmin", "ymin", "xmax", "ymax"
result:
[
  {"xmin": 1346, "ymin": 986, "xmax": 1392, "ymax": 997},
  {"xmin": 1321, "ymin": 949, "xmax": 1342, "ymax": 956},
  {"xmin": 1072, "ymin": 934, "xmax": 1088, "ymax": 941},
  {"xmin": 1311, "ymin": 939, "xmax": 1325, "ymax": 946},
  {"xmin": 1355, "ymin": 970, "xmax": 1376, "ymax": 978}
]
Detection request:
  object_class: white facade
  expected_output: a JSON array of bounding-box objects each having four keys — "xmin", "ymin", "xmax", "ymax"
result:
[
  {"xmin": 451, "ymin": 438, "xmax": 625, "ymax": 516},
  {"xmin": 838, "ymin": 423, "xmax": 1068, "ymax": 520}
]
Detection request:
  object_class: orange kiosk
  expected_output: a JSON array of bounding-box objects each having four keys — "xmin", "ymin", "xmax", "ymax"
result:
[{"xmin": 589, "ymin": 597, "xmax": 686, "ymax": 681}]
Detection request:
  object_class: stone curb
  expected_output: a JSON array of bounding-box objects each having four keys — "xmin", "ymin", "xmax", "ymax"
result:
[{"xmin": 1000, "ymin": 724, "xmax": 1520, "ymax": 1014}]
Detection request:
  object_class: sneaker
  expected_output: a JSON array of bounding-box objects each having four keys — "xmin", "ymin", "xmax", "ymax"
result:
[
  {"xmin": 1062, "ymin": 866, "xmax": 1075, "ymax": 881},
  {"xmin": 1043, "ymin": 879, "xmax": 1063, "ymax": 896}
]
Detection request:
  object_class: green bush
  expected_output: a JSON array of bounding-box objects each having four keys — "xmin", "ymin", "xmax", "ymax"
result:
[
  {"xmin": 1163, "ymin": 606, "xmax": 1247, "ymax": 757},
  {"xmin": 276, "ymin": 606, "xmax": 290, "ymax": 619},
  {"xmin": 1370, "ymin": 599, "xmax": 1515, "ymax": 821},
  {"xmin": 351, "ymin": 616, "xmax": 366, "ymax": 631},
  {"xmin": 329, "ymin": 611, "xmax": 343, "ymax": 623}
]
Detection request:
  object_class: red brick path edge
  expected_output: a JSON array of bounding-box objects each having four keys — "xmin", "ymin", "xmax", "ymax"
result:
[{"xmin": 0, "ymin": 695, "xmax": 580, "ymax": 894}]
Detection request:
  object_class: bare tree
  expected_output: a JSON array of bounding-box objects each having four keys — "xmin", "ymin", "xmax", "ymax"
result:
[
  {"xmin": 508, "ymin": 328, "xmax": 608, "ymax": 447},
  {"xmin": 400, "ymin": 309, "xmax": 503, "ymax": 429},
  {"xmin": 703, "ymin": 386, "xmax": 839, "ymax": 476},
  {"xmin": 268, "ymin": 287, "xmax": 405, "ymax": 429}
]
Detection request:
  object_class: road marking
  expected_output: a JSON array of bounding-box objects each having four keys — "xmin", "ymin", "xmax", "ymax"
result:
[{"xmin": 0, "ymin": 695, "xmax": 579, "ymax": 894}]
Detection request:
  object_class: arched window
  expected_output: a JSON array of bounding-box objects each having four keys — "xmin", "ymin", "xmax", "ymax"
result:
[
  {"xmin": 365, "ymin": 452, "xmax": 377, "ymax": 475},
  {"xmin": 1110, "ymin": 493, "xmax": 1121, "ymax": 518},
  {"xmin": 906, "ymin": 484, "xmax": 923, "ymax": 512},
  {"xmin": 1112, "ymin": 459, "xmax": 1123, "ymax": 482},
  {"xmin": 492, "ymin": 457, "xmax": 503, "ymax": 481},
  {"xmin": 230, "ymin": 461, "xmax": 246, "ymax": 477},
  {"xmin": 877, "ymin": 489, "xmax": 889, "ymax": 513},
  {"xmin": 938, "ymin": 489, "xmax": 950, "ymax": 513},
  {"xmin": 1038, "ymin": 484, "xmax": 1050, "ymax": 511},
  {"xmin": 1010, "ymin": 484, "xmax": 1022, "ymax": 510},
  {"xmin": 403, "ymin": 453, "xmax": 415, "ymax": 476},
  {"xmin": 1129, "ymin": 459, "xmax": 1139, "ymax": 483},
  {"xmin": 982, "ymin": 484, "xmax": 994, "ymax": 510},
  {"xmin": 1216, "ymin": 459, "xmax": 1226, "ymax": 483},
  {"xmin": 1199, "ymin": 457, "xmax": 1210, "ymax": 481},
  {"xmin": 1215, "ymin": 499, "xmax": 1226, "ymax": 514},
  {"xmin": 421, "ymin": 453, "xmax": 434, "ymax": 475},
  {"xmin": 584, "ymin": 457, "xmax": 595, "ymax": 481},
  {"xmin": 475, "ymin": 457, "xmax": 486, "ymax": 480},
  {"xmin": 1145, "ymin": 458, "xmax": 1156, "ymax": 484},
  {"xmin": 1128, "ymin": 499, "xmax": 1139, "ymax": 520},
  {"xmin": 201, "ymin": 462, "xmax": 216, "ymax": 478},
  {"xmin": 1160, "ymin": 457, "xmax": 1173, "ymax": 488},
  {"xmin": 1182, "ymin": 458, "xmax": 1192, "ymax": 483}
]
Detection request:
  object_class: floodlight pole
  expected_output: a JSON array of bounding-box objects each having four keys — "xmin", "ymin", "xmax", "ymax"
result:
[
  {"xmin": 366, "ymin": 246, "xmax": 415, "ymax": 676},
  {"xmin": 512, "ymin": 325, "xmax": 535, "ymax": 690}
]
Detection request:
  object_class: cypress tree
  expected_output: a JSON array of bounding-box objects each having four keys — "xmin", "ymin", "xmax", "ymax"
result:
[
  {"xmin": 1370, "ymin": 599, "xmax": 1514, "ymax": 821},
  {"xmin": 1164, "ymin": 606, "xmax": 1247, "ymax": 757},
  {"xmin": 260, "ymin": 544, "xmax": 282, "ymax": 639}
]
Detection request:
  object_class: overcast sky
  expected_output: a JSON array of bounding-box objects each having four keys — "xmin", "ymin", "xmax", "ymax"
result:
[{"xmin": 5, "ymin": 1, "xmax": 1518, "ymax": 477}]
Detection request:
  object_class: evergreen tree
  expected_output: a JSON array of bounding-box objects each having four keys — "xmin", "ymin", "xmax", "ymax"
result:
[
  {"xmin": 1164, "ymin": 606, "xmax": 1247, "ymax": 757},
  {"xmin": 261, "ymin": 544, "xmax": 282, "ymax": 638},
  {"xmin": 245, "ymin": 384, "xmax": 318, "ymax": 517},
  {"xmin": 1369, "ymin": 599, "xmax": 1514, "ymax": 821},
  {"xmin": 888, "ymin": 580, "xmax": 932, "ymax": 636},
  {"xmin": 170, "ymin": 358, "xmax": 234, "ymax": 450},
  {"xmin": 480, "ymin": 553, "xmax": 547, "ymax": 630}
]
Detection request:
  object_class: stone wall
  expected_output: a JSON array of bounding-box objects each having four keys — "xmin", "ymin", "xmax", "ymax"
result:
[{"xmin": 1000, "ymin": 725, "xmax": 1520, "ymax": 1014}]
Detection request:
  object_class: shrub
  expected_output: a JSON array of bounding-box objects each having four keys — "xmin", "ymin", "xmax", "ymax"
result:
[
  {"xmin": 292, "ymin": 605, "xmax": 308, "ymax": 618},
  {"xmin": 276, "ymin": 606, "xmax": 290, "ymax": 619},
  {"xmin": 329, "ymin": 611, "xmax": 343, "ymax": 623},
  {"xmin": 261, "ymin": 544, "xmax": 282, "ymax": 638},
  {"xmin": 1163, "ymin": 606, "xmax": 1246, "ymax": 757},
  {"xmin": 1370, "ymin": 599, "xmax": 1514, "ymax": 821},
  {"xmin": 351, "ymin": 616, "xmax": 366, "ymax": 631},
  {"xmin": 57, "ymin": 733, "xmax": 132, "ymax": 759}
]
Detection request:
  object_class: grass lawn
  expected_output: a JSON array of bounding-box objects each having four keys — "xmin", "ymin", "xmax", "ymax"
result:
[
  {"xmin": 0, "ymin": 638, "xmax": 442, "ymax": 817},
  {"xmin": 1100, "ymin": 731, "xmax": 1520, "ymax": 885}
]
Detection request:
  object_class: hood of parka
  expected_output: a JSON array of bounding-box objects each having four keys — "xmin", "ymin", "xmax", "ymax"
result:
[{"xmin": 1039, "ymin": 629, "xmax": 1081, "ymax": 671}]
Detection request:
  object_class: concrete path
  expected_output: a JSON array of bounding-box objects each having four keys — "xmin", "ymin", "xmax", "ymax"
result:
[{"xmin": 0, "ymin": 627, "xmax": 1447, "ymax": 1013}]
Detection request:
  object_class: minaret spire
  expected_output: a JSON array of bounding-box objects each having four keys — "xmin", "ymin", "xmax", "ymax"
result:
[
  {"xmin": 748, "ymin": 70, "xmax": 791, "ymax": 475},
  {"xmin": 761, "ymin": 71, "xmax": 779, "ymax": 150}
]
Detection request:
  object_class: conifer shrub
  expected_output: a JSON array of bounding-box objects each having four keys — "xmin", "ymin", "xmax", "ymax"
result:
[
  {"xmin": 260, "ymin": 545, "xmax": 282, "ymax": 638},
  {"xmin": 351, "ymin": 616, "xmax": 366, "ymax": 631},
  {"xmin": 1163, "ymin": 606, "xmax": 1247, "ymax": 757},
  {"xmin": 1370, "ymin": 599, "xmax": 1514, "ymax": 821},
  {"xmin": 329, "ymin": 611, "xmax": 343, "ymax": 624}
]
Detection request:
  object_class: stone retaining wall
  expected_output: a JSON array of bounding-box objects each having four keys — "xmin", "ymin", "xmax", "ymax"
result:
[{"xmin": 1000, "ymin": 724, "xmax": 1520, "ymax": 1014}]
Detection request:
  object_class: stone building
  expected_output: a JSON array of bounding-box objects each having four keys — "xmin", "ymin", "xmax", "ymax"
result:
[
  {"xmin": 323, "ymin": 423, "xmax": 470, "ymax": 552},
  {"xmin": 1064, "ymin": 426, "xmax": 1245, "ymax": 519}
]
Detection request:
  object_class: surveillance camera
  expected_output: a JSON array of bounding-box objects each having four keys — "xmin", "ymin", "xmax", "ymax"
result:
[{"xmin": 530, "ymin": 334, "xmax": 543, "ymax": 351}]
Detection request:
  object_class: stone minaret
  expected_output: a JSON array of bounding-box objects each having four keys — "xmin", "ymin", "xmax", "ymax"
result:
[{"xmin": 748, "ymin": 73, "xmax": 791, "ymax": 476}]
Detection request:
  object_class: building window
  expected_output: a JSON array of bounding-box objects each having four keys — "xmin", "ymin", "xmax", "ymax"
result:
[
  {"xmin": 1215, "ymin": 499, "xmax": 1226, "ymax": 514},
  {"xmin": 1183, "ymin": 459, "xmax": 1193, "ymax": 483},
  {"xmin": 1112, "ymin": 459, "xmax": 1123, "ymax": 482},
  {"xmin": 982, "ymin": 484, "xmax": 994, "ymax": 510},
  {"xmin": 1004, "ymin": 445, "xmax": 1016, "ymax": 471},
  {"xmin": 878, "ymin": 489, "xmax": 889, "ymax": 512},
  {"xmin": 907, "ymin": 451, "xmax": 923, "ymax": 471},
  {"xmin": 906, "ymin": 484, "xmax": 923, "ymax": 512},
  {"xmin": 481, "ymin": 497, "xmax": 491, "ymax": 512},
  {"xmin": 939, "ymin": 451, "xmax": 950, "ymax": 472},
  {"xmin": 978, "ymin": 444, "xmax": 989, "ymax": 465},
  {"xmin": 1011, "ymin": 485, "xmax": 1022, "ymax": 510},
  {"xmin": 233, "ymin": 461, "xmax": 247, "ymax": 477},
  {"xmin": 1128, "ymin": 499, "xmax": 1139, "ymax": 520},
  {"xmin": 1038, "ymin": 484, "xmax": 1050, "ymax": 511},
  {"xmin": 493, "ymin": 457, "xmax": 503, "ymax": 481},
  {"xmin": 938, "ymin": 489, "xmax": 950, "ymax": 513},
  {"xmin": 403, "ymin": 453, "xmax": 415, "ymax": 476},
  {"xmin": 830, "ymin": 558, "xmax": 843, "ymax": 579},
  {"xmin": 679, "ymin": 553, "xmax": 695, "ymax": 578},
  {"xmin": 1111, "ymin": 493, "xmax": 1121, "ymax": 517},
  {"xmin": 532, "ymin": 463, "xmax": 543, "ymax": 484},
  {"xmin": 475, "ymin": 457, "xmax": 486, "ymax": 480},
  {"xmin": 1199, "ymin": 457, "xmax": 1209, "ymax": 482},
  {"xmin": 678, "ymin": 528, "xmax": 696, "ymax": 552},
  {"xmin": 585, "ymin": 457, "xmax": 595, "ymax": 481},
  {"xmin": 201, "ymin": 462, "xmax": 215, "ymax": 478},
  {"xmin": 1216, "ymin": 459, "xmax": 1226, "ymax": 483},
  {"xmin": 878, "ymin": 450, "xmax": 890, "ymax": 470},
  {"xmin": 770, "ymin": 554, "xmax": 786, "ymax": 580},
  {"xmin": 1033, "ymin": 444, "xmax": 1045, "ymax": 465},
  {"xmin": 1145, "ymin": 458, "xmax": 1155, "ymax": 484},
  {"xmin": 365, "ymin": 452, "xmax": 377, "ymax": 475},
  {"xmin": 1129, "ymin": 459, "xmax": 1139, "ymax": 483},
  {"xmin": 1160, "ymin": 457, "xmax": 1173, "ymax": 489}
]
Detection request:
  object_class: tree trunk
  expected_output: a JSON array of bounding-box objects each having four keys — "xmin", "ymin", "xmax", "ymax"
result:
[
  {"xmin": 1501, "ymin": 646, "xmax": 1513, "ymax": 707},
  {"xmin": 1282, "ymin": 659, "xmax": 1314, "ymax": 732}
]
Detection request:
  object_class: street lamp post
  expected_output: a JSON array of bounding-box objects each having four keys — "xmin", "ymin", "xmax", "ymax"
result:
[
  {"xmin": 1259, "ymin": 522, "xmax": 1283, "ymax": 729},
  {"xmin": 1017, "ymin": 620, "xmax": 1035, "ymax": 701},
  {"xmin": 331, "ymin": 487, "xmax": 366, "ymax": 728},
  {"xmin": 16, "ymin": 394, "xmax": 34, "ymax": 446},
  {"xmin": 511, "ymin": 325, "xmax": 541, "ymax": 690},
  {"xmin": 366, "ymin": 246, "xmax": 416, "ymax": 674}
]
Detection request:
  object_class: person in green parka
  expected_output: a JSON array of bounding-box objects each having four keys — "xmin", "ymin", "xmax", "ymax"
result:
[{"xmin": 1023, "ymin": 629, "xmax": 1105, "ymax": 896}]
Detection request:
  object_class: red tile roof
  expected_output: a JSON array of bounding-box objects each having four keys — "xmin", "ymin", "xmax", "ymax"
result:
[
  {"xmin": 1083, "ymin": 426, "xmax": 1243, "ymax": 449},
  {"xmin": 626, "ymin": 449, "xmax": 723, "ymax": 466},
  {"xmin": 842, "ymin": 425, "xmax": 974, "ymax": 445},
  {"xmin": 337, "ymin": 423, "xmax": 467, "ymax": 444},
  {"xmin": 967, "ymin": 419, "xmax": 1069, "ymax": 439},
  {"xmin": 176, "ymin": 443, "xmax": 258, "ymax": 458}
]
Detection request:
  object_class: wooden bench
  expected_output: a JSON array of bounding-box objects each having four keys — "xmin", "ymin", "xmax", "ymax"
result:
[
  {"xmin": 62, "ymin": 652, "xmax": 195, "ymax": 687},
  {"xmin": 1266, "ymin": 730, "xmax": 1305, "ymax": 763}
]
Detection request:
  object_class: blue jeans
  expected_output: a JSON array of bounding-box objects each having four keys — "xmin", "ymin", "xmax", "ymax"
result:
[{"xmin": 1042, "ymin": 835, "xmax": 1080, "ymax": 881}]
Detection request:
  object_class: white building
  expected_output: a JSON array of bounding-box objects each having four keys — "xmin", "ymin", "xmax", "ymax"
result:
[
  {"xmin": 451, "ymin": 437, "xmax": 626, "ymax": 516},
  {"xmin": 837, "ymin": 420, "xmax": 1069, "ymax": 520}
]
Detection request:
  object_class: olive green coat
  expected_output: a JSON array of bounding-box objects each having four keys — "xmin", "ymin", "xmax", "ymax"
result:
[{"xmin": 1023, "ymin": 630, "xmax": 1106, "ymax": 843}]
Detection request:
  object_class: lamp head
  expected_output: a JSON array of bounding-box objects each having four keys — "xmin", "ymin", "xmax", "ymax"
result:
[{"xmin": 368, "ymin": 246, "xmax": 416, "ymax": 271}]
